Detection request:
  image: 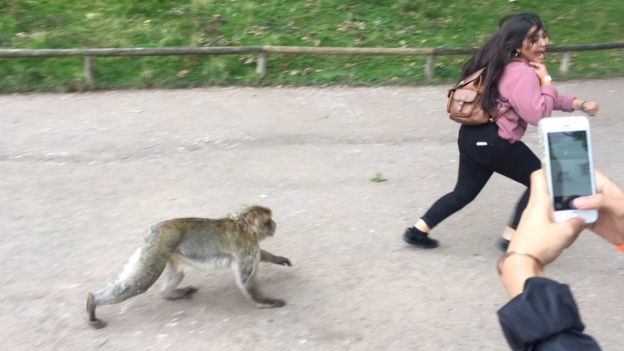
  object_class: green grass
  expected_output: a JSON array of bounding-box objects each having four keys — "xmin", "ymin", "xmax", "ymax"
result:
[{"xmin": 1, "ymin": 0, "xmax": 623, "ymax": 92}]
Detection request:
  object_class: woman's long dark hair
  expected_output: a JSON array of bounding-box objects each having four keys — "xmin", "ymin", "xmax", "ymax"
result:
[{"xmin": 461, "ymin": 13, "xmax": 547, "ymax": 113}]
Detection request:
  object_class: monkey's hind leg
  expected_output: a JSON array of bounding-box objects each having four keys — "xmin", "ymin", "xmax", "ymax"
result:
[
  {"xmin": 87, "ymin": 292, "xmax": 106, "ymax": 329},
  {"xmin": 160, "ymin": 259, "xmax": 198, "ymax": 300},
  {"xmin": 87, "ymin": 281, "xmax": 144, "ymax": 329},
  {"xmin": 86, "ymin": 247, "xmax": 165, "ymax": 328}
]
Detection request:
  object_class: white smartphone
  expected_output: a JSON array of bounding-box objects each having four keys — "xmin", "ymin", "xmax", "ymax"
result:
[{"xmin": 538, "ymin": 116, "xmax": 598, "ymax": 223}]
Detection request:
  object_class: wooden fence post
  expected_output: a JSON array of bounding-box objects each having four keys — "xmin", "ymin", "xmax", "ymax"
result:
[
  {"xmin": 560, "ymin": 52, "xmax": 572, "ymax": 75},
  {"xmin": 84, "ymin": 56, "xmax": 94, "ymax": 89},
  {"xmin": 425, "ymin": 55, "xmax": 435, "ymax": 81},
  {"xmin": 256, "ymin": 52, "xmax": 267, "ymax": 78}
]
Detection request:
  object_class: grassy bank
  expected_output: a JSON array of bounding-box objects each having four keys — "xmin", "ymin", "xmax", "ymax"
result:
[{"xmin": 1, "ymin": 0, "xmax": 623, "ymax": 92}]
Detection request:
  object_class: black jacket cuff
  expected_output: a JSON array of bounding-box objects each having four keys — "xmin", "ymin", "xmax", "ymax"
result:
[{"xmin": 497, "ymin": 277, "xmax": 589, "ymax": 350}]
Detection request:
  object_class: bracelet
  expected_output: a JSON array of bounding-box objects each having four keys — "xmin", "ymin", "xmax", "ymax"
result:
[
  {"xmin": 540, "ymin": 75, "xmax": 552, "ymax": 85},
  {"xmin": 496, "ymin": 251, "xmax": 545, "ymax": 276}
]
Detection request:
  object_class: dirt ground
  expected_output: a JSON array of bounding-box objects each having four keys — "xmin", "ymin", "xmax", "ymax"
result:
[{"xmin": 1, "ymin": 79, "xmax": 623, "ymax": 350}]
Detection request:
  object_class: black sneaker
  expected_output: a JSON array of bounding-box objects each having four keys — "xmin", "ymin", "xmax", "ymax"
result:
[
  {"xmin": 403, "ymin": 227, "xmax": 439, "ymax": 249},
  {"xmin": 498, "ymin": 238, "xmax": 510, "ymax": 252}
]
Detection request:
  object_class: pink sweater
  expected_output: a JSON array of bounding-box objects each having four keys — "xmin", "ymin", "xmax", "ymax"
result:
[{"xmin": 495, "ymin": 60, "xmax": 575, "ymax": 142}]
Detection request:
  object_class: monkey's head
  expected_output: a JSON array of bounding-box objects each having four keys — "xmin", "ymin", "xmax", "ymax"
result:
[{"xmin": 237, "ymin": 205, "xmax": 276, "ymax": 240}]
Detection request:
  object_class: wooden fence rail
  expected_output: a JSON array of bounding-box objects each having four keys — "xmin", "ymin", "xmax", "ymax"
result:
[{"xmin": 1, "ymin": 42, "xmax": 622, "ymax": 87}]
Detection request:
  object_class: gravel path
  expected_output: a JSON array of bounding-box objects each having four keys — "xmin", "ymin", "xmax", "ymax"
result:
[{"xmin": 2, "ymin": 79, "xmax": 623, "ymax": 350}]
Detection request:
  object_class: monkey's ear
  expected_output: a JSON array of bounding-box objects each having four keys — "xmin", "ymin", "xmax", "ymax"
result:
[{"xmin": 245, "ymin": 213, "xmax": 259, "ymax": 227}]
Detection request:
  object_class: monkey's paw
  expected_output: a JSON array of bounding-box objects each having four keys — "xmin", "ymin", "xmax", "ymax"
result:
[
  {"xmin": 88, "ymin": 318, "xmax": 107, "ymax": 329},
  {"xmin": 260, "ymin": 298, "xmax": 286, "ymax": 308},
  {"xmin": 163, "ymin": 286, "xmax": 198, "ymax": 300},
  {"xmin": 274, "ymin": 256, "xmax": 292, "ymax": 266}
]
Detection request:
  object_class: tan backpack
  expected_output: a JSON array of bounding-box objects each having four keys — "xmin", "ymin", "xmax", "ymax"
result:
[{"xmin": 447, "ymin": 68, "xmax": 507, "ymax": 125}]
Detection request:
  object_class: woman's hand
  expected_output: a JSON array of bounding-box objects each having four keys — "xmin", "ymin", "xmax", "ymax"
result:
[
  {"xmin": 501, "ymin": 169, "xmax": 586, "ymax": 297},
  {"xmin": 581, "ymin": 100, "xmax": 599, "ymax": 116},
  {"xmin": 528, "ymin": 61, "xmax": 549, "ymax": 79},
  {"xmin": 508, "ymin": 170, "xmax": 586, "ymax": 265},
  {"xmin": 573, "ymin": 170, "xmax": 624, "ymax": 246}
]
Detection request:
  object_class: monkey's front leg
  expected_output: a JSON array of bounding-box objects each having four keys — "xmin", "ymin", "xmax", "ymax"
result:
[
  {"xmin": 260, "ymin": 249, "xmax": 292, "ymax": 266},
  {"xmin": 233, "ymin": 261, "xmax": 285, "ymax": 308}
]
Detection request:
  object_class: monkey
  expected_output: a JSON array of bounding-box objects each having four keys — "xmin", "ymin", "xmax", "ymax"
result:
[{"xmin": 86, "ymin": 205, "xmax": 291, "ymax": 329}]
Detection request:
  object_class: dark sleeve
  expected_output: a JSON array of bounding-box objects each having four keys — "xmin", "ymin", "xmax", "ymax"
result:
[{"xmin": 497, "ymin": 277, "xmax": 602, "ymax": 351}]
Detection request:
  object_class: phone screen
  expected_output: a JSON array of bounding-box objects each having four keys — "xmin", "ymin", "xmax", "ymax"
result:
[{"xmin": 547, "ymin": 131, "xmax": 593, "ymax": 210}]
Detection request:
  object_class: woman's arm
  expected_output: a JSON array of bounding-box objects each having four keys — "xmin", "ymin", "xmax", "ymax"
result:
[
  {"xmin": 497, "ymin": 170, "xmax": 603, "ymax": 350},
  {"xmin": 505, "ymin": 66, "xmax": 558, "ymax": 125},
  {"xmin": 498, "ymin": 277, "xmax": 602, "ymax": 351},
  {"xmin": 528, "ymin": 61, "xmax": 599, "ymax": 116},
  {"xmin": 499, "ymin": 252, "xmax": 543, "ymax": 297},
  {"xmin": 571, "ymin": 99, "xmax": 599, "ymax": 116}
]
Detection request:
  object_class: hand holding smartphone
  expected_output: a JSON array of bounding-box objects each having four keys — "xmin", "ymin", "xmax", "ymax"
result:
[{"xmin": 538, "ymin": 116, "xmax": 598, "ymax": 223}]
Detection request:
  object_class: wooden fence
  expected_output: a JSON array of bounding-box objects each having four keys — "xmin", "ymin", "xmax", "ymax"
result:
[{"xmin": 1, "ymin": 42, "xmax": 623, "ymax": 87}]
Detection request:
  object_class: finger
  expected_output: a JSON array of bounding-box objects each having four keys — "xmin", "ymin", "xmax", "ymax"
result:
[
  {"xmin": 573, "ymin": 194, "xmax": 604, "ymax": 209},
  {"xmin": 528, "ymin": 169, "xmax": 549, "ymax": 206},
  {"xmin": 593, "ymin": 170, "xmax": 607, "ymax": 192},
  {"xmin": 566, "ymin": 225, "xmax": 584, "ymax": 248},
  {"xmin": 593, "ymin": 170, "xmax": 624, "ymax": 195},
  {"xmin": 562, "ymin": 217, "xmax": 586, "ymax": 248},
  {"xmin": 563, "ymin": 216, "xmax": 586, "ymax": 234}
]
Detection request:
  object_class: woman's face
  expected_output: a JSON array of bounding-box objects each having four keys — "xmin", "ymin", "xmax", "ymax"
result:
[{"xmin": 517, "ymin": 26, "xmax": 550, "ymax": 63}]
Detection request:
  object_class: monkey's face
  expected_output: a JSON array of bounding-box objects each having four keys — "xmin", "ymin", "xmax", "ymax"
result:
[
  {"xmin": 241, "ymin": 205, "xmax": 276, "ymax": 240},
  {"xmin": 257, "ymin": 216, "xmax": 276, "ymax": 239}
]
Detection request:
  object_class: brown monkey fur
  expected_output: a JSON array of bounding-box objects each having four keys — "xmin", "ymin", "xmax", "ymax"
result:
[{"xmin": 86, "ymin": 205, "xmax": 291, "ymax": 328}]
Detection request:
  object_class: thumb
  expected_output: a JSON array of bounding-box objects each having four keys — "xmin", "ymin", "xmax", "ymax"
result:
[
  {"xmin": 562, "ymin": 217, "xmax": 586, "ymax": 247},
  {"xmin": 528, "ymin": 169, "xmax": 549, "ymax": 207},
  {"xmin": 564, "ymin": 216, "xmax": 586, "ymax": 234},
  {"xmin": 573, "ymin": 194, "xmax": 605, "ymax": 210}
]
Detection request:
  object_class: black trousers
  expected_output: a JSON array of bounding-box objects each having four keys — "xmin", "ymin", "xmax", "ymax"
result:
[{"xmin": 421, "ymin": 123, "xmax": 541, "ymax": 230}]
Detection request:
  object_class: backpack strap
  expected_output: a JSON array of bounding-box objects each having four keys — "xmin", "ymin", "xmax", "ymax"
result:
[
  {"xmin": 490, "ymin": 105, "xmax": 510, "ymax": 122},
  {"xmin": 452, "ymin": 67, "xmax": 486, "ymax": 89}
]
